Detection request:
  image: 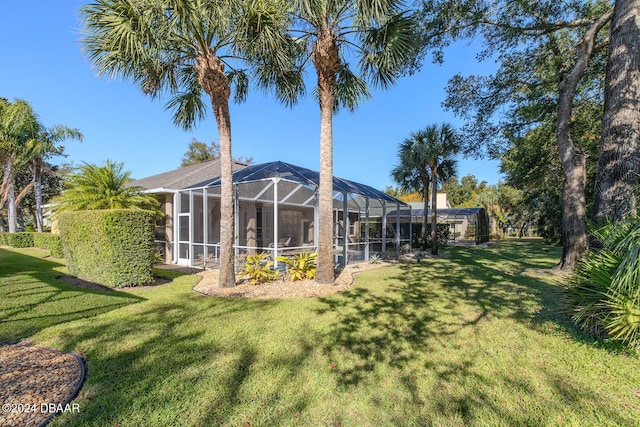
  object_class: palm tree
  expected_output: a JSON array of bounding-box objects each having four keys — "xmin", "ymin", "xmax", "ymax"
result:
[
  {"xmin": 476, "ymin": 186, "xmax": 502, "ymax": 236},
  {"xmin": 289, "ymin": 1, "xmax": 419, "ymax": 283},
  {"xmin": 52, "ymin": 160, "xmax": 161, "ymax": 214},
  {"xmin": 391, "ymin": 124, "xmax": 459, "ymax": 255},
  {"xmin": 28, "ymin": 125, "xmax": 83, "ymax": 231},
  {"xmin": 0, "ymin": 99, "xmax": 39, "ymax": 232},
  {"xmin": 81, "ymin": 0, "xmax": 299, "ymax": 287}
]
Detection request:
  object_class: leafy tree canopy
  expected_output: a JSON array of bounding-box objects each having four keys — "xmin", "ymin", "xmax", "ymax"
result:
[{"xmin": 180, "ymin": 138, "xmax": 253, "ymax": 167}]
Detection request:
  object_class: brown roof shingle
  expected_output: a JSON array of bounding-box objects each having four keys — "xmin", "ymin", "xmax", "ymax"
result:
[{"xmin": 128, "ymin": 159, "xmax": 248, "ymax": 191}]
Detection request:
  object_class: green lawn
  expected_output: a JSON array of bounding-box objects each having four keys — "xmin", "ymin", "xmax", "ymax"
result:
[{"xmin": 1, "ymin": 242, "xmax": 639, "ymax": 426}]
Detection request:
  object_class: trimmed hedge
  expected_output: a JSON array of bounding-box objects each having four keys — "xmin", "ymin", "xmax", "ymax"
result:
[
  {"xmin": 0, "ymin": 232, "xmax": 63, "ymax": 257},
  {"xmin": 59, "ymin": 210, "xmax": 156, "ymax": 288},
  {"xmin": 0, "ymin": 232, "xmax": 34, "ymax": 248},
  {"xmin": 32, "ymin": 233, "xmax": 64, "ymax": 258}
]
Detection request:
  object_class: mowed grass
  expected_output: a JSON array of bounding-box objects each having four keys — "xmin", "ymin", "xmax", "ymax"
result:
[{"xmin": 2, "ymin": 241, "xmax": 639, "ymax": 426}]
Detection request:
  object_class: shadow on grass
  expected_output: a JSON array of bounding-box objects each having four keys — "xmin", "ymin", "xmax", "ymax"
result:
[
  {"xmin": 50, "ymin": 295, "xmax": 318, "ymax": 426},
  {"xmin": 315, "ymin": 239, "xmax": 633, "ymax": 425},
  {"xmin": 0, "ymin": 247, "xmax": 144, "ymax": 342}
]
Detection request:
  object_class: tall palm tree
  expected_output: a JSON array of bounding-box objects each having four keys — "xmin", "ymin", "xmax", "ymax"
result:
[
  {"xmin": 289, "ymin": 1, "xmax": 419, "ymax": 283},
  {"xmin": 392, "ymin": 124, "xmax": 459, "ymax": 255},
  {"xmin": 0, "ymin": 99, "xmax": 39, "ymax": 232},
  {"xmin": 81, "ymin": 0, "xmax": 299, "ymax": 287},
  {"xmin": 29, "ymin": 125, "xmax": 83, "ymax": 232},
  {"xmin": 52, "ymin": 160, "xmax": 161, "ymax": 214}
]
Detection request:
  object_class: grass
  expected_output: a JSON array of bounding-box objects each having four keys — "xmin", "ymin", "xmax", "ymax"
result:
[{"xmin": 2, "ymin": 241, "xmax": 639, "ymax": 426}]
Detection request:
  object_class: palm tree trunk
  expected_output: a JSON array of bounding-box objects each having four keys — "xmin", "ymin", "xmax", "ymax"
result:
[
  {"xmin": 2, "ymin": 158, "xmax": 17, "ymax": 233},
  {"xmin": 34, "ymin": 160, "xmax": 44, "ymax": 232},
  {"xmin": 7, "ymin": 184, "xmax": 16, "ymax": 233},
  {"xmin": 430, "ymin": 164, "xmax": 438, "ymax": 255},
  {"xmin": 196, "ymin": 51, "xmax": 235, "ymax": 287},
  {"xmin": 313, "ymin": 30, "xmax": 340, "ymax": 285},
  {"xmin": 421, "ymin": 175, "xmax": 430, "ymax": 251},
  {"xmin": 592, "ymin": 0, "xmax": 640, "ymax": 224}
]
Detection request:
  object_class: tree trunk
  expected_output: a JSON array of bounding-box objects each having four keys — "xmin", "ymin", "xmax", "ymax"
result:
[
  {"xmin": 196, "ymin": 51, "xmax": 235, "ymax": 287},
  {"xmin": 592, "ymin": 0, "xmax": 640, "ymax": 224},
  {"xmin": 312, "ymin": 29, "xmax": 340, "ymax": 284},
  {"xmin": 553, "ymin": 11, "xmax": 612, "ymax": 270},
  {"xmin": 34, "ymin": 160, "xmax": 44, "ymax": 232},
  {"xmin": 2, "ymin": 157, "xmax": 17, "ymax": 233},
  {"xmin": 430, "ymin": 164, "xmax": 438, "ymax": 255},
  {"xmin": 7, "ymin": 184, "xmax": 16, "ymax": 233},
  {"xmin": 421, "ymin": 174, "xmax": 430, "ymax": 251}
]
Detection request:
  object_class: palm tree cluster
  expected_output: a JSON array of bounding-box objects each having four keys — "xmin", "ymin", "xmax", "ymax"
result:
[
  {"xmin": 392, "ymin": 123, "xmax": 459, "ymax": 255},
  {"xmin": 0, "ymin": 98, "xmax": 82, "ymax": 232},
  {"xmin": 80, "ymin": 0, "xmax": 420, "ymax": 286}
]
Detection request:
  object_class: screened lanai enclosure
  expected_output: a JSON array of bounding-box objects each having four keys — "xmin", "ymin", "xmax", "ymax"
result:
[
  {"xmin": 387, "ymin": 206, "xmax": 491, "ymax": 245},
  {"xmin": 174, "ymin": 161, "xmax": 411, "ymax": 268}
]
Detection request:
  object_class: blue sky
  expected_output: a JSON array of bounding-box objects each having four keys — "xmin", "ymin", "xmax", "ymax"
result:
[{"xmin": 1, "ymin": 1, "xmax": 503, "ymax": 191}]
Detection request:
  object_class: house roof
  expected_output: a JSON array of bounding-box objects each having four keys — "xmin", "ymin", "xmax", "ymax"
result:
[
  {"xmin": 388, "ymin": 207, "xmax": 486, "ymax": 218},
  {"xmin": 128, "ymin": 159, "xmax": 248, "ymax": 192},
  {"xmin": 188, "ymin": 160, "xmax": 406, "ymax": 205}
]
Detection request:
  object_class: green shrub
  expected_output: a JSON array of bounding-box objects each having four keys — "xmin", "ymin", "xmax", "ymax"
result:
[
  {"xmin": 0, "ymin": 232, "xmax": 63, "ymax": 257},
  {"xmin": 48, "ymin": 235, "xmax": 63, "ymax": 258},
  {"xmin": 565, "ymin": 218, "xmax": 640, "ymax": 347},
  {"xmin": 277, "ymin": 252, "xmax": 317, "ymax": 281},
  {"xmin": 369, "ymin": 254, "xmax": 382, "ymax": 264},
  {"xmin": 59, "ymin": 210, "xmax": 156, "ymax": 288},
  {"xmin": 0, "ymin": 232, "xmax": 35, "ymax": 248},
  {"xmin": 242, "ymin": 253, "xmax": 277, "ymax": 285},
  {"xmin": 32, "ymin": 233, "xmax": 64, "ymax": 258}
]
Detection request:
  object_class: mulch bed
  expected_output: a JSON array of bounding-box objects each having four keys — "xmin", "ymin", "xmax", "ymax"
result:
[
  {"xmin": 0, "ymin": 341, "xmax": 85, "ymax": 427},
  {"xmin": 193, "ymin": 253, "xmax": 443, "ymax": 299}
]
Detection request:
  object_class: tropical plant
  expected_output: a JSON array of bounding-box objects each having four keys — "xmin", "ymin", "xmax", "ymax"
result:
[
  {"xmin": 81, "ymin": 0, "xmax": 299, "ymax": 288},
  {"xmin": 52, "ymin": 160, "xmax": 161, "ymax": 215},
  {"xmin": 277, "ymin": 252, "xmax": 317, "ymax": 281},
  {"xmin": 242, "ymin": 253, "xmax": 278, "ymax": 285},
  {"xmin": 0, "ymin": 99, "xmax": 39, "ymax": 232},
  {"xmin": 565, "ymin": 218, "xmax": 640, "ymax": 347},
  {"xmin": 391, "ymin": 123, "xmax": 459, "ymax": 254},
  {"xmin": 285, "ymin": 1, "xmax": 419, "ymax": 283},
  {"xmin": 369, "ymin": 253, "xmax": 382, "ymax": 264},
  {"xmin": 28, "ymin": 125, "xmax": 82, "ymax": 231}
]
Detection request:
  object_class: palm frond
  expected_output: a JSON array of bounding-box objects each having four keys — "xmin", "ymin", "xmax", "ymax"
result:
[
  {"xmin": 360, "ymin": 12, "xmax": 419, "ymax": 89},
  {"xmin": 164, "ymin": 65, "xmax": 206, "ymax": 130},
  {"xmin": 333, "ymin": 63, "xmax": 371, "ymax": 112}
]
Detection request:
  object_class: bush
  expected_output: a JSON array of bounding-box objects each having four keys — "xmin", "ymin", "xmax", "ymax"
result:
[
  {"xmin": 59, "ymin": 210, "xmax": 156, "ymax": 288},
  {"xmin": 242, "ymin": 253, "xmax": 278, "ymax": 285},
  {"xmin": 32, "ymin": 233, "xmax": 64, "ymax": 258},
  {"xmin": 277, "ymin": 252, "xmax": 317, "ymax": 281},
  {"xmin": 565, "ymin": 218, "xmax": 640, "ymax": 347},
  {"xmin": 0, "ymin": 232, "xmax": 63, "ymax": 257},
  {"xmin": 0, "ymin": 232, "xmax": 34, "ymax": 248}
]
